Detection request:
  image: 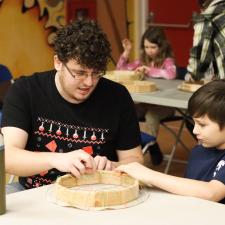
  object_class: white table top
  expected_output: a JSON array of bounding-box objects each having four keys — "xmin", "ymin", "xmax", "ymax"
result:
[
  {"xmin": 1, "ymin": 185, "xmax": 225, "ymax": 225},
  {"xmin": 130, "ymin": 79, "xmax": 192, "ymax": 109}
]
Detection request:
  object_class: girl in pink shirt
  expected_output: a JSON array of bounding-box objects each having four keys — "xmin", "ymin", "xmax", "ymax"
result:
[
  {"xmin": 116, "ymin": 26, "xmax": 176, "ymax": 79},
  {"xmin": 116, "ymin": 27, "xmax": 176, "ymax": 165}
]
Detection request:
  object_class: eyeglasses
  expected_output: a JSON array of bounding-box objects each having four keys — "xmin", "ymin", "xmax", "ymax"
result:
[{"xmin": 63, "ymin": 63, "xmax": 105, "ymax": 80}]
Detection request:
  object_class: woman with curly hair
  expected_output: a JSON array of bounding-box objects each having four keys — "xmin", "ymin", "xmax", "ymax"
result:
[{"xmin": 2, "ymin": 19, "xmax": 143, "ymax": 193}]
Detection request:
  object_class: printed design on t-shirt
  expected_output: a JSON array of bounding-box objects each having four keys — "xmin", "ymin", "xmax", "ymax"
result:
[
  {"xmin": 25, "ymin": 117, "xmax": 111, "ymax": 189},
  {"xmin": 45, "ymin": 140, "xmax": 57, "ymax": 152},
  {"xmin": 34, "ymin": 117, "xmax": 109, "ymax": 145},
  {"xmin": 25, "ymin": 175, "xmax": 52, "ymax": 189},
  {"xmin": 213, "ymin": 160, "xmax": 225, "ymax": 177}
]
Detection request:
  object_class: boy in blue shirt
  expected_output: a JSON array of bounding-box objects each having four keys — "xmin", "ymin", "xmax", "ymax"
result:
[{"xmin": 117, "ymin": 79, "xmax": 225, "ymax": 204}]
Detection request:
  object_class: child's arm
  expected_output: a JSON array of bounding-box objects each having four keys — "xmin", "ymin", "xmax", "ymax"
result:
[
  {"xmin": 116, "ymin": 162, "xmax": 225, "ymax": 202},
  {"xmin": 121, "ymin": 39, "xmax": 132, "ymax": 59},
  {"xmin": 144, "ymin": 58, "xmax": 176, "ymax": 80},
  {"xmin": 116, "ymin": 55, "xmax": 141, "ymax": 70},
  {"xmin": 116, "ymin": 39, "xmax": 142, "ymax": 70}
]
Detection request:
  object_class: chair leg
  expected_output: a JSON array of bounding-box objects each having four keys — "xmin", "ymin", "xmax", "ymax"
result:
[
  {"xmin": 164, "ymin": 119, "xmax": 186, "ymax": 174},
  {"xmin": 161, "ymin": 123, "xmax": 189, "ymax": 152}
]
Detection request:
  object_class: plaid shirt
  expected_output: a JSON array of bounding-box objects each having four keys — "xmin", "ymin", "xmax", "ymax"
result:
[{"xmin": 187, "ymin": 0, "xmax": 225, "ymax": 80}]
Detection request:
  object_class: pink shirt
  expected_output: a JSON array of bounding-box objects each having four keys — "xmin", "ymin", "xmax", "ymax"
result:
[{"xmin": 116, "ymin": 55, "xmax": 176, "ymax": 80}]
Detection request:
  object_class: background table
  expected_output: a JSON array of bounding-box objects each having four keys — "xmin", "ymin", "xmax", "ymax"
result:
[
  {"xmin": 1, "ymin": 185, "xmax": 225, "ymax": 225},
  {"xmin": 130, "ymin": 79, "xmax": 192, "ymax": 109},
  {"xmin": 131, "ymin": 79, "xmax": 194, "ymax": 173}
]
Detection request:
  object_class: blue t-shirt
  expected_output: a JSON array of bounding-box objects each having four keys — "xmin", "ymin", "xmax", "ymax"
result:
[{"xmin": 185, "ymin": 145, "xmax": 225, "ymax": 204}]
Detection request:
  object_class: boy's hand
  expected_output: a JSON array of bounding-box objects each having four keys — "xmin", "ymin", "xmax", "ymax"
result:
[{"xmin": 115, "ymin": 162, "xmax": 151, "ymax": 184}]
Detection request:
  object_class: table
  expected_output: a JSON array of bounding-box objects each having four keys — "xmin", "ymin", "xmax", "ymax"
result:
[
  {"xmin": 131, "ymin": 79, "xmax": 194, "ymax": 173},
  {"xmin": 1, "ymin": 185, "xmax": 225, "ymax": 225},
  {"xmin": 130, "ymin": 79, "xmax": 192, "ymax": 109}
]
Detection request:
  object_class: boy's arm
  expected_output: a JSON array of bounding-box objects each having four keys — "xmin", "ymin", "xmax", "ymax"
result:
[
  {"xmin": 116, "ymin": 162, "xmax": 225, "ymax": 202},
  {"xmin": 2, "ymin": 127, "xmax": 96, "ymax": 177}
]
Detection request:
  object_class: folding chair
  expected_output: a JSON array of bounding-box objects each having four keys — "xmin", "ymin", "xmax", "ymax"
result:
[
  {"xmin": 0, "ymin": 64, "xmax": 13, "ymax": 82},
  {"xmin": 159, "ymin": 67, "xmax": 195, "ymax": 173},
  {"xmin": 0, "ymin": 65, "xmax": 13, "ymax": 126},
  {"xmin": 160, "ymin": 111, "xmax": 191, "ymax": 173}
]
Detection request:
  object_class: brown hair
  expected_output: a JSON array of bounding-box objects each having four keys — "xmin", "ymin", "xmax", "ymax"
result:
[
  {"xmin": 140, "ymin": 26, "xmax": 174, "ymax": 67},
  {"xmin": 188, "ymin": 79, "xmax": 225, "ymax": 130}
]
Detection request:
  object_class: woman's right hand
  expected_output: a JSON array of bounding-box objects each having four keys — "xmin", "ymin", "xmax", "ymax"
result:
[{"xmin": 50, "ymin": 150, "xmax": 96, "ymax": 178}]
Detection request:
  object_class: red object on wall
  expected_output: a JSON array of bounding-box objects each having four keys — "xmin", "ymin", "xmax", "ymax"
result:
[
  {"xmin": 148, "ymin": 0, "xmax": 200, "ymax": 67},
  {"xmin": 66, "ymin": 0, "xmax": 96, "ymax": 23}
]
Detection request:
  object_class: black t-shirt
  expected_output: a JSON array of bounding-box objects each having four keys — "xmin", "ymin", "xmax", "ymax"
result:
[{"xmin": 2, "ymin": 70, "xmax": 141, "ymax": 189}]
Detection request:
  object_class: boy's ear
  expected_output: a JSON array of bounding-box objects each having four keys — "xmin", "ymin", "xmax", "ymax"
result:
[{"xmin": 54, "ymin": 55, "xmax": 62, "ymax": 71}]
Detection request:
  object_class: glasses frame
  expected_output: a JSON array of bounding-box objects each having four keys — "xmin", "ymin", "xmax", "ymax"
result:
[{"xmin": 63, "ymin": 63, "xmax": 105, "ymax": 80}]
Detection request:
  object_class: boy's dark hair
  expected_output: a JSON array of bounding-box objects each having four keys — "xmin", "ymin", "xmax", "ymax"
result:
[
  {"xmin": 54, "ymin": 19, "xmax": 111, "ymax": 72},
  {"xmin": 140, "ymin": 26, "xmax": 174, "ymax": 67},
  {"xmin": 188, "ymin": 79, "xmax": 225, "ymax": 130}
]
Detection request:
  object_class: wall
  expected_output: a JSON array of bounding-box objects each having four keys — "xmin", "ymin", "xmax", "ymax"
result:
[
  {"xmin": 96, "ymin": 0, "xmax": 127, "ymax": 69},
  {"xmin": 148, "ymin": 0, "xmax": 200, "ymax": 67},
  {"xmin": 0, "ymin": 0, "xmax": 65, "ymax": 78},
  {"xmin": 0, "ymin": 0, "xmax": 129, "ymax": 77}
]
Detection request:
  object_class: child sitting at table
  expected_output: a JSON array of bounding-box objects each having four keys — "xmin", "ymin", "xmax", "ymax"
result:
[
  {"xmin": 116, "ymin": 26, "xmax": 176, "ymax": 165},
  {"xmin": 117, "ymin": 79, "xmax": 225, "ymax": 204}
]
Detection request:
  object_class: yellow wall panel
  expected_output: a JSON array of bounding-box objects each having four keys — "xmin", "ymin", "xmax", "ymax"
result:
[{"xmin": 0, "ymin": 0, "xmax": 64, "ymax": 78}]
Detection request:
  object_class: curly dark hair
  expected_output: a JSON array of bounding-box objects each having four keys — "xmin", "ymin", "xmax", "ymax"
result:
[
  {"xmin": 54, "ymin": 19, "xmax": 111, "ymax": 72},
  {"xmin": 140, "ymin": 26, "xmax": 174, "ymax": 67}
]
